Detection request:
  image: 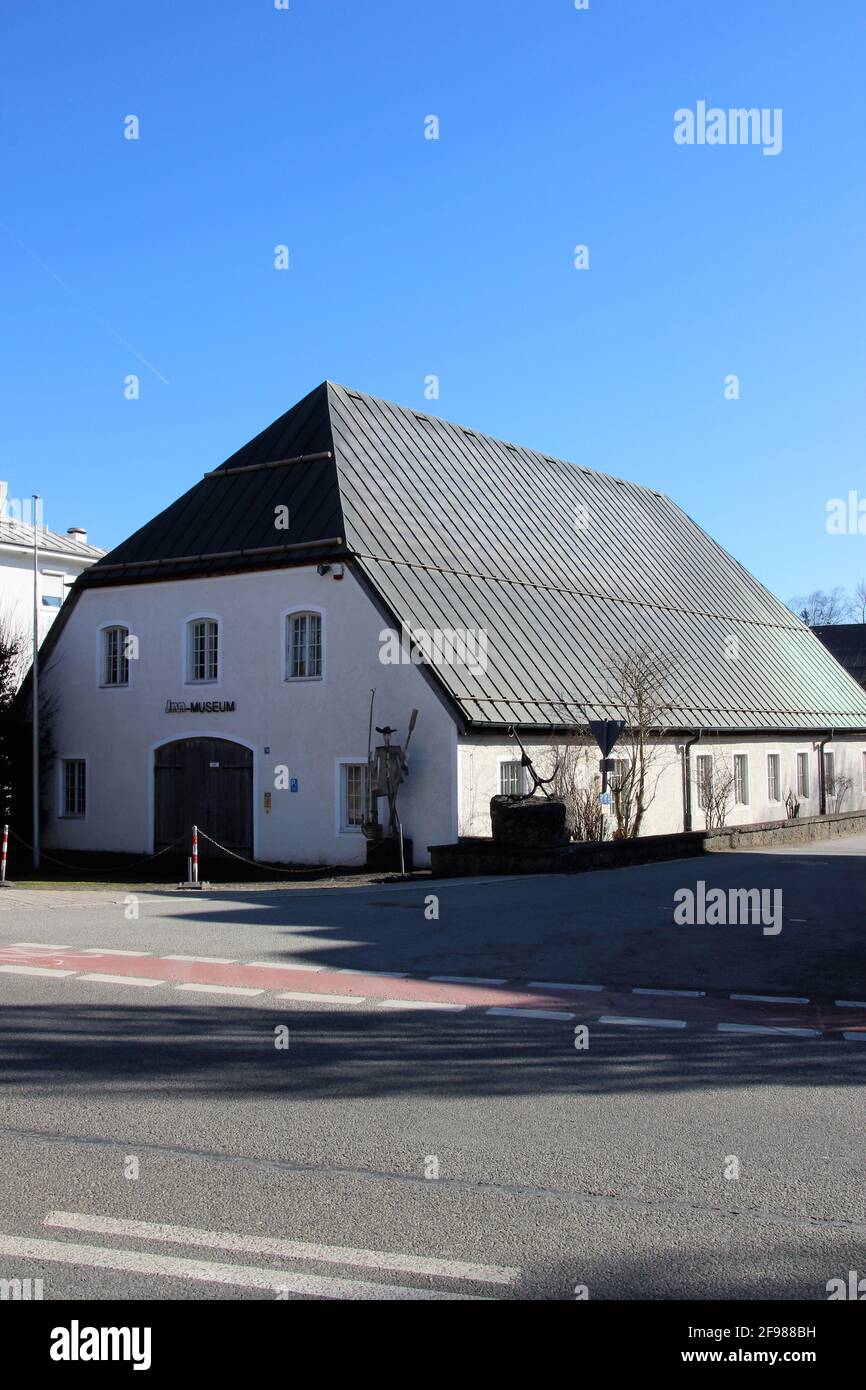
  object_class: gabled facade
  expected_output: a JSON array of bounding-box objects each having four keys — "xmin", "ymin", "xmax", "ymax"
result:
[{"xmin": 35, "ymin": 383, "xmax": 866, "ymax": 867}]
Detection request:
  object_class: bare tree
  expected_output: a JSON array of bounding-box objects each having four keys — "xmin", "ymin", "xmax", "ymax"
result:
[
  {"xmin": 827, "ymin": 771, "xmax": 853, "ymax": 814},
  {"xmin": 788, "ymin": 588, "xmax": 852, "ymax": 625},
  {"xmin": 603, "ymin": 644, "xmax": 678, "ymax": 839},
  {"xmin": 0, "ymin": 615, "xmax": 28, "ymax": 822},
  {"xmin": 853, "ymin": 578, "xmax": 866, "ymax": 624},
  {"xmin": 698, "ymin": 752, "xmax": 735, "ymax": 829},
  {"xmin": 544, "ymin": 739, "xmax": 604, "ymax": 841}
]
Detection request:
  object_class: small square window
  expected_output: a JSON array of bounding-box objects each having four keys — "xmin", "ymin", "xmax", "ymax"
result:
[{"xmin": 499, "ymin": 760, "xmax": 525, "ymax": 797}]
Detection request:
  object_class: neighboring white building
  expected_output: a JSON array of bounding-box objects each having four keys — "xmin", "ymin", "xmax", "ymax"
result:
[
  {"xmin": 0, "ymin": 485, "xmax": 104, "ymax": 661},
  {"xmin": 30, "ymin": 383, "xmax": 866, "ymax": 868}
]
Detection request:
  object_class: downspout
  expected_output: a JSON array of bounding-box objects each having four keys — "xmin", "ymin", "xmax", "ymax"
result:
[
  {"xmin": 682, "ymin": 731, "xmax": 702, "ymax": 832},
  {"xmin": 818, "ymin": 730, "xmax": 833, "ymax": 816}
]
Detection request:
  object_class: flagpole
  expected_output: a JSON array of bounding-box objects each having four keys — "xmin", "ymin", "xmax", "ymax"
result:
[{"xmin": 32, "ymin": 495, "xmax": 40, "ymax": 870}]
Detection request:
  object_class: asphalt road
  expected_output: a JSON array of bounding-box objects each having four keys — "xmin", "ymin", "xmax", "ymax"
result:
[{"xmin": 0, "ymin": 839, "xmax": 864, "ymax": 1301}]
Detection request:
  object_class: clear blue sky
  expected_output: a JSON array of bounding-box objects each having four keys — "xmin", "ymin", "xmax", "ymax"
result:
[{"xmin": 2, "ymin": 0, "xmax": 864, "ymax": 607}]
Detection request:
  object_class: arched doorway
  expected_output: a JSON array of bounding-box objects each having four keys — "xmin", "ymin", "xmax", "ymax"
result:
[{"xmin": 154, "ymin": 738, "xmax": 253, "ymax": 860}]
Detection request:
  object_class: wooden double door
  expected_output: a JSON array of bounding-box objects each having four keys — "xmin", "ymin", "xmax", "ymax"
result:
[{"xmin": 154, "ymin": 738, "xmax": 253, "ymax": 860}]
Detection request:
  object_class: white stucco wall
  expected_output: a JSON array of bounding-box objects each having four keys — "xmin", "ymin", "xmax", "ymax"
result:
[
  {"xmin": 42, "ymin": 565, "xmax": 459, "ymax": 867},
  {"xmin": 459, "ymin": 734, "xmax": 866, "ymax": 837},
  {"xmin": 0, "ymin": 546, "xmax": 93, "ymax": 652}
]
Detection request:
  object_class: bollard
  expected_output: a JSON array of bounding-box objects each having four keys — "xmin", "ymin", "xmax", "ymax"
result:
[
  {"xmin": 192, "ymin": 824, "xmax": 199, "ymax": 884},
  {"xmin": 0, "ymin": 823, "xmax": 8, "ymax": 883}
]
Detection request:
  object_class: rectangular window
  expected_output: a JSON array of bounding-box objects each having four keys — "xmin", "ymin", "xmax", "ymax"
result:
[
  {"xmin": 796, "ymin": 751, "xmax": 810, "ymax": 799},
  {"xmin": 609, "ymin": 757, "xmax": 629, "ymax": 792},
  {"xmin": 733, "ymin": 754, "xmax": 749, "ymax": 805},
  {"xmin": 696, "ymin": 754, "xmax": 713, "ymax": 811},
  {"xmin": 767, "ymin": 753, "xmax": 781, "ymax": 803},
  {"xmin": 62, "ymin": 760, "xmax": 86, "ymax": 817},
  {"xmin": 190, "ymin": 619, "xmax": 218, "ymax": 682},
  {"xmin": 102, "ymin": 626, "xmax": 129, "ymax": 686},
  {"xmin": 862, "ymin": 750, "xmax": 866, "ymax": 795},
  {"xmin": 499, "ymin": 760, "xmax": 525, "ymax": 796},
  {"xmin": 823, "ymin": 750, "xmax": 836, "ymax": 798},
  {"xmin": 340, "ymin": 763, "xmax": 366, "ymax": 832},
  {"xmin": 288, "ymin": 613, "xmax": 322, "ymax": 679}
]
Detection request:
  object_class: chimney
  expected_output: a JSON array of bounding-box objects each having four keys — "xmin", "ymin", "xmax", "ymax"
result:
[{"xmin": 67, "ymin": 526, "xmax": 88, "ymax": 544}]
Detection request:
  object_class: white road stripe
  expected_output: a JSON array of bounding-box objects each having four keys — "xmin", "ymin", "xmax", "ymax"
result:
[
  {"xmin": 10, "ymin": 942, "xmax": 69, "ymax": 950},
  {"xmin": 77, "ymin": 974, "xmax": 163, "ymax": 988},
  {"xmin": 730, "ymin": 993, "xmax": 809, "ymax": 1005},
  {"xmin": 81, "ymin": 949, "xmax": 153, "ymax": 957},
  {"xmin": 339, "ymin": 969, "xmax": 408, "ymax": 979},
  {"xmin": 835, "ymin": 1000, "xmax": 866, "ymax": 1009},
  {"xmin": 529, "ymin": 981, "xmax": 604, "ymax": 992},
  {"xmin": 717, "ymin": 1023, "xmax": 820, "ymax": 1038},
  {"xmin": 487, "ymin": 1007, "xmax": 575, "ymax": 1021},
  {"xmin": 163, "ymin": 954, "xmax": 237, "ymax": 964},
  {"xmin": 378, "ymin": 999, "xmax": 466, "ymax": 1012},
  {"xmin": 44, "ymin": 1212, "xmax": 520, "ymax": 1284},
  {"xmin": 599, "ymin": 1015, "xmax": 687, "ymax": 1029},
  {"xmin": 276, "ymin": 991, "xmax": 366, "ymax": 1006},
  {"xmin": 0, "ymin": 964, "xmax": 77, "ymax": 978},
  {"xmin": 174, "ymin": 983, "xmax": 263, "ymax": 997},
  {"xmin": 0, "ymin": 1234, "xmax": 480, "ymax": 1300},
  {"xmin": 431, "ymin": 975, "xmax": 507, "ymax": 985},
  {"xmin": 633, "ymin": 987, "xmax": 705, "ymax": 998},
  {"xmin": 247, "ymin": 961, "xmax": 324, "ymax": 973}
]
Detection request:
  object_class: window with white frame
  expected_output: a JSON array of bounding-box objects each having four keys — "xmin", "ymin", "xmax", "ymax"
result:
[
  {"xmin": 340, "ymin": 763, "xmax": 366, "ymax": 831},
  {"xmin": 823, "ymin": 750, "xmax": 836, "ymax": 797},
  {"xmin": 287, "ymin": 612, "xmax": 322, "ymax": 680},
  {"xmin": 101, "ymin": 625, "xmax": 129, "ymax": 686},
  {"xmin": 767, "ymin": 753, "xmax": 781, "ymax": 803},
  {"xmin": 862, "ymin": 750, "xmax": 866, "ymax": 795},
  {"xmin": 61, "ymin": 759, "xmax": 86, "ymax": 817},
  {"xmin": 188, "ymin": 619, "xmax": 218, "ymax": 683},
  {"xmin": 696, "ymin": 754, "xmax": 713, "ymax": 811},
  {"xmin": 734, "ymin": 754, "xmax": 749, "ymax": 805},
  {"xmin": 796, "ymin": 751, "xmax": 810, "ymax": 799},
  {"xmin": 499, "ymin": 760, "xmax": 526, "ymax": 796}
]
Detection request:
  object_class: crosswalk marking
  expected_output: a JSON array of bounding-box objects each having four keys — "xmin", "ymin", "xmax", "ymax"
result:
[{"xmin": 44, "ymin": 1211, "xmax": 520, "ymax": 1284}]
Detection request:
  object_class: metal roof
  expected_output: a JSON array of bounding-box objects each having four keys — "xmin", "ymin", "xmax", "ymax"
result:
[
  {"xmin": 812, "ymin": 625, "xmax": 866, "ymax": 692},
  {"xmin": 0, "ymin": 517, "xmax": 104, "ymax": 560},
  {"xmin": 78, "ymin": 381, "xmax": 866, "ymax": 734}
]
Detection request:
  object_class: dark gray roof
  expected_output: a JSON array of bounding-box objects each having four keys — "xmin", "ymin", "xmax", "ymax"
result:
[
  {"xmin": 78, "ymin": 382, "xmax": 866, "ymax": 733},
  {"xmin": 812, "ymin": 625, "xmax": 866, "ymax": 691},
  {"xmin": 0, "ymin": 517, "xmax": 103, "ymax": 560}
]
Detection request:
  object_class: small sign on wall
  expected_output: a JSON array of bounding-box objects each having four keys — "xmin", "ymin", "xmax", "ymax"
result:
[
  {"xmin": 290, "ymin": 778, "xmax": 299, "ymax": 793},
  {"xmin": 264, "ymin": 792, "xmax": 272, "ymax": 814}
]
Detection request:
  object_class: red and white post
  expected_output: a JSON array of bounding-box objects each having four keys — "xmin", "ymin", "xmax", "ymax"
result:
[
  {"xmin": 191, "ymin": 824, "xmax": 199, "ymax": 885},
  {"xmin": 0, "ymin": 824, "xmax": 8, "ymax": 884}
]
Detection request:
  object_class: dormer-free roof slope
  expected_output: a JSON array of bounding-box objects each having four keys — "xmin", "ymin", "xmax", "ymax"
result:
[{"xmin": 78, "ymin": 382, "xmax": 866, "ymax": 734}]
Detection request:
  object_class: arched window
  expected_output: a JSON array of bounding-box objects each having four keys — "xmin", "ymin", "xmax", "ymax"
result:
[
  {"xmin": 188, "ymin": 618, "xmax": 219, "ymax": 683},
  {"xmin": 101, "ymin": 625, "xmax": 129, "ymax": 686},
  {"xmin": 286, "ymin": 611, "xmax": 322, "ymax": 680}
]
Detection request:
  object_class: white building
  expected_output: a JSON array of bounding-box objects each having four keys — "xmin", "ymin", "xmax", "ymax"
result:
[
  {"xmin": 32, "ymin": 383, "xmax": 866, "ymax": 867},
  {"xmin": 0, "ymin": 486, "xmax": 104, "ymax": 663}
]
